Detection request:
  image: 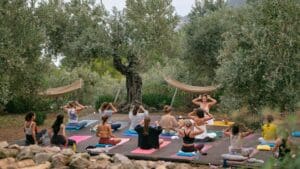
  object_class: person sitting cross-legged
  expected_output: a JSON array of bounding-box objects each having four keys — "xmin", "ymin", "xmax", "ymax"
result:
[
  {"xmin": 97, "ymin": 115, "xmax": 121, "ymax": 145},
  {"xmin": 135, "ymin": 117, "xmax": 163, "ymax": 149}
]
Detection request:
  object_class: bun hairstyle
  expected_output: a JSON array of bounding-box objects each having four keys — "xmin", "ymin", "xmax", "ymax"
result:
[
  {"xmin": 163, "ymin": 105, "xmax": 172, "ymax": 114},
  {"xmin": 184, "ymin": 119, "xmax": 192, "ymax": 127}
]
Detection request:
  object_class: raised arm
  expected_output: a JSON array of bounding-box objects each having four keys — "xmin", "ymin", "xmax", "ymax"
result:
[
  {"xmin": 109, "ymin": 103, "xmax": 118, "ymax": 113},
  {"xmin": 192, "ymin": 96, "xmax": 202, "ymax": 106},
  {"xmin": 241, "ymin": 129, "xmax": 254, "ymax": 138},
  {"xmin": 223, "ymin": 126, "xmax": 232, "ymax": 137},
  {"xmin": 203, "ymin": 111, "xmax": 214, "ymax": 121},
  {"xmin": 188, "ymin": 110, "xmax": 196, "ymax": 118},
  {"xmin": 207, "ymin": 95, "xmax": 217, "ymax": 107}
]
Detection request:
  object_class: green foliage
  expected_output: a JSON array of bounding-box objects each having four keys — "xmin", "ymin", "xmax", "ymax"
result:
[
  {"xmin": 183, "ymin": 0, "xmax": 227, "ymax": 84},
  {"xmin": 216, "ymin": 0, "xmax": 300, "ymax": 113},
  {"xmin": 5, "ymin": 97, "xmax": 31, "ymax": 114},
  {"xmin": 0, "ymin": 0, "xmax": 50, "ymax": 106},
  {"xmin": 142, "ymin": 94, "xmax": 172, "ymax": 109},
  {"xmin": 35, "ymin": 112, "xmax": 47, "ymax": 126},
  {"xmin": 95, "ymin": 95, "xmax": 114, "ymax": 110}
]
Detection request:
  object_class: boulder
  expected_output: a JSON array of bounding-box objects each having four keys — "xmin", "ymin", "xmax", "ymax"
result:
[
  {"xmin": 29, "ymin": 145, "xmax": 45, "ymax": 154},
  {"xmin": 70, "ymin": 153, "xmax": 90, "ymax": 160},
  {"xmin": 156, "ymin": 165, "xmax": 167, "ymax": 169},
  {"xmin": 0, "ymin": 157, "xmax": 17, "ymax": 168},
  {"xmin": 174, "ymin": 163, "xmax": 192, "ymax": 169},
  {"xmin": 17, "ymin": 147, "xmax": 34, "ymax": 160},
  {"xmin": 34, "ymin": 152, "xmax": 53, "ymax": 164},
  {"xmin": 16, "ymin": 159, "xmax": 35, "ymax": 168},
  {"xmin": 21, "ymin": 161, "xmax": 51, "ymax": 169},
  {"xmin": 95, "ymin": 153, "xmax": 111, "ymax": 161},
  {"xmin": 132, "ymin": 160, "xmax": 148, "ymax": 169},
  {"xmin": 0, "ymin": 141, "xmax": 9, "ymax": 149},
  {"xmin": 44, "ymin": 146, "xmax": 61, "ymax": 153},
  {"xmin": 8, "ymin": 144, "xmax": 21, "ymax": 150},
  {"xmin": 61, "ymin": 148, "xmax": 75, "ymax": 157},
  {"xmin": 69, "ymin": 155, "xmax": 91, "ymax": 169},
  {"xmin": 112, "ymin": 153, "xmax": 132, "ymax": 165},
  {"xmin": 51, "ymin": 153, "xmax": 69, "ymax": 168},
  {"xmin": 92, "ymin": 159, "xmax": 110, "ymax": 169}
]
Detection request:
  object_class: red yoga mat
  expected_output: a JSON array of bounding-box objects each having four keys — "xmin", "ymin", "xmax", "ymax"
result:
[{"xmin": 131, "ymin": 141, "xmax": 171, "ymax": 154}]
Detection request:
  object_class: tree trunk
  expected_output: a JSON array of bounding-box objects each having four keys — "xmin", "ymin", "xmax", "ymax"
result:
[{"xmin": 125, "ymin": 71, "xmax": 142, "ymax": 104}]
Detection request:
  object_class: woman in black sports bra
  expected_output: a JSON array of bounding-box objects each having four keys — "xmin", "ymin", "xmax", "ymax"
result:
[{"xmin": 177, "ymin": 119, "xmax": 207, "ymax": 155}]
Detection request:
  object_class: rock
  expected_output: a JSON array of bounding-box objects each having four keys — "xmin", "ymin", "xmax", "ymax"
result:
[
  {"xmin": 8, "ymin": 144, "xmax": 21, "ymax": 150},
  {"xmin": 0, "ymin": 141, "xmax": 9, "ymax": 148},
  {"xmin": 34, "ymin": 152, "xmax": 53, "ymax": 164},
  {"xmin": 156, "ymin": 165, "xmax": 167, "ymax": 169},
  {"xmin": 88, "ymin": 160, "xmax": 110, "ymax": 169},
  {"xmin": 112, "ymin": 153, "xmax": 132, "ymax": 165},
  {"xmin": 70, "ymin": 153, "xmax": 90, "ymax": 160},
  {"xmin": 69, "ymin": 155, "xmax": 91, "ymax": 169},
  {"xmin": 21, "ymin": 161, "xmax": 51, "ymax": 169},
  {"xmin": 16, "ymin": 159, "xmax": 35, "ymax": 168},
  {"xmin": 51, "ymin": 153, "xmax": 69, "ymax": 168},
  {"xmin": 0, "ymin": 157, "xmax": 16, "ymax": 168},
  {"xmin": 61, "ymin": 148, "xmax": 75, "ymax": 157},
  {"xmin": 132, "ymin": 160, "xmax": 148, "ymax": 169},
  {"xmin": 17, "ymin": 147, "xmax": 34, "ymax": 160},
  {"xmin": 4, "ymin": 148, "xmax": 19, "ymax": 158},
  {"xmin": 174, "ymin": 163, "xmax": 191, "ymax": 169},
  {"xmin": 45, "ymin": 146, "xmax": 61, "ymax": 153},
  {"xmin": 95, "ymin": 153, "xmax": 111, "ymax": 161},
  {"xmin": 107, "ymin": 163, "xmax": 122, "ymax": 169},
  {"xmin": 29, "ymin": 145, "xmax": 45, "ymax": 154}
]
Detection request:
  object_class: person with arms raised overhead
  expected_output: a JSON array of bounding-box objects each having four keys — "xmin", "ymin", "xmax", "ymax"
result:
[
  {"xmin": 99, "ymin": 102, "xmax": 121, "ymax": 131},
  {"xmin": 192, "ymin": 94, "xmax": 217, "ymax": 125},
  {"xmin": 135, "ymin": 117, "xmax": 163, "ymax": 149},
  {"xmin": 97, "ymin": 115, "xmax": 121, "ymax": 145},
  {"xmin": 159, "ymin": 105, "xmax": 179, "ymax": 135},
  {"xmin": 128, "ymin": 104, "xmax": 149, "ymax": 133}
]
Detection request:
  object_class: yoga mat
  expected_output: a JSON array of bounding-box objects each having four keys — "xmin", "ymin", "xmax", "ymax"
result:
[
  {"xmin": 131, "ymin": 141, "xmax": 171, "ymax": 154},
  {"xmin": 123, "ymin": 130, "xmax": 138, "ymax": 137},
  {"xmin": 171, "ymin": 153, "xmax": 195, "ymax": 160},
  {"xmin": 68, "ymin": 135, "xmax": 92, "ymax": 144},
  {"xmin": 208, "ymin": 120, "xmax": 234, "ymax": 127},
  {"xmin": 87, "ymin": 138, "xmax": 130, "ymax": 153},
  {"xmin": 81, "ymin": 120, "xmax": 98, "ymax": 127},
  {"xmin": 201, "ymin": 144, "xmax": 213, "ymax": 153}
]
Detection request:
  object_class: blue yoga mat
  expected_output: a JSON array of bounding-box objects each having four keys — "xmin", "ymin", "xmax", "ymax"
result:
[
  {"xmin": 123, "ymin": 130, "xmax": 138, "ymax": 136},
  {"xmin": 176, "ymin": 151, "xmax": 196, "ymax": 157},
  {"xmin": 292, "ymin": 131, "xmax": 300, "ymax": 137},
  {"xmin": 95, "ymin": 144, "xmax": 113, "ymax": 148}
]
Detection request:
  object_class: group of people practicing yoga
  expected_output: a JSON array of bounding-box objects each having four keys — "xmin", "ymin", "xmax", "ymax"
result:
[{"xmin": 24, "ymin": 94, "xmax": 292, "ymax": 160}]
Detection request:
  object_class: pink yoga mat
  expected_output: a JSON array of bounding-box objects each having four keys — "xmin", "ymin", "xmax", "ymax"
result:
[
  {"xmin": 202, "ymin": 144, "xmax": 213, "ymax": 153},
  {"xmin": 69, "ymin": 135, "xmax": 92, "ymax": 144},
  {"xmin": 131, "ymin": 141, "xmax": 171, "ymax": 154}
]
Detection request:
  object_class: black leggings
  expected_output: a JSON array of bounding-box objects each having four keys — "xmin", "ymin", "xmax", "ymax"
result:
[
  {"xmin": 51, "ymin": 135, "xmax": 76, "ymax": 146},
  {"xmin": 25, "ymin": 129, "xmax": 47, "ymax": 145}
]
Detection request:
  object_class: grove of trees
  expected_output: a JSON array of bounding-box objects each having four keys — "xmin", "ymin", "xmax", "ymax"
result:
[{"xmin": 0, "ymin": 0, "xmax": 299, "ymax": 115}]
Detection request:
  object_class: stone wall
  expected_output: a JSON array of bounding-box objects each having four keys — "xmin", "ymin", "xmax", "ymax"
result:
[{"xmin": 0, "ymin": 141, "xmax": 207, "ymax": 169}]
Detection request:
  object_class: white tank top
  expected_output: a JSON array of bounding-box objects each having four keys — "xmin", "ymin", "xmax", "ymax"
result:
[
  {"xmin": 194, "ymin": 124, "xmax": 208, "ymax": 139},
  {"xmin": 24, "ymin": 122, "xmax": 33, "ymax": 135}
]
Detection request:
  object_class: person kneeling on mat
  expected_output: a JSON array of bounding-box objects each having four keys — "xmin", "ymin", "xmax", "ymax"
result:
[
  {"xmin": 97, "ymin": 115, "xmax": 121, "ymax": 145},
  {"xmin": 189, "ymin": 108, "xmax": 217, "ymax": 142},
  {"xmin": 50, "ymin": 114, "xmax": 76, "ymax": 147},
  {"xmin": 159, "ymin": 105, "xmax": 179, "ymax": 135},
  {"xmin": 135, "ymin": 117, "xmax": 163, "ymax": 149},
  {"xmin": 177, "ymin": 119, "xmax": 207, "ymax": 156},
  {"xmin": 99, "ymin": 102, "xmax": 121, "ymax": 131}
]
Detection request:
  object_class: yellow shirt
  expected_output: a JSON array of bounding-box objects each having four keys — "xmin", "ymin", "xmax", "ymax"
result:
[{"xmin": 262, "ymin": 123, "xmax": 277, "ymax": 141}]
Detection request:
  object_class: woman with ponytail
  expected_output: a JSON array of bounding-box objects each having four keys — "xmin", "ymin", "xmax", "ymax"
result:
[
  {"xmin": 97, "ymin": 115, "xmax": 121, "ymax": 145},
  {"xmin": 135, "ymin": 117, "xmax": 163, "ymax": 149},
  {"xmin": 159, "ymin": 105, "xmax": 178, "ymax": 135}
]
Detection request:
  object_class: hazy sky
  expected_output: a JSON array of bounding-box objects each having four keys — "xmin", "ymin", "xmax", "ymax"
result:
[{"xmin": 100, "ymin": 0, "xmax": 195, "ymax": 16}]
